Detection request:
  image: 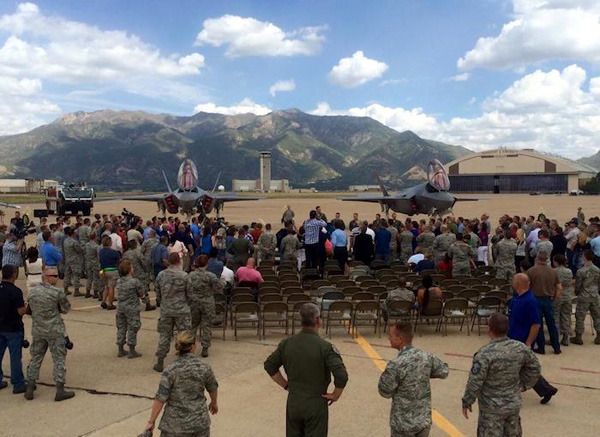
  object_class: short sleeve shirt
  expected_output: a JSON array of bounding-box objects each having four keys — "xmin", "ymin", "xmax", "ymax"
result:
[{"xmin": 0, "ymin": 281, "xmax": 24, "ymax": 332}]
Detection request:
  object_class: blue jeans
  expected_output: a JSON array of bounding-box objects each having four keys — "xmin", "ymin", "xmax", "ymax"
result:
[
  {"xmin": 535, "ymin": 297, "xmax": 561, "ymax": 353},
  {"xmin": 0, "ymin": 331, "xmax": 25, "ymax": 389}
]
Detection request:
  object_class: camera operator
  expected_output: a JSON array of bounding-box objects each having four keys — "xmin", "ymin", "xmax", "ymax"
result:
[
  {"xmin": 2, "ymin": 232, "xmax": 24, "ymax": 268},
  {"xmin": 0, "ymin": 264, "xmax": 27, "ymax": 394}
]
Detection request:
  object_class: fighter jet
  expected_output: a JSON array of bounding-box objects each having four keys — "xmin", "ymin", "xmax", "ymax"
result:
[
  {"xmin": 0, "ymin": 201, "xmax": 20, "ymax": 209},
  {"xmin": 101, "ymin": 159, "xmax": 259, "ymax": 217},
  {"xmin": 339, "ymin": 159, "xmax": 476, "ymax": 216}
]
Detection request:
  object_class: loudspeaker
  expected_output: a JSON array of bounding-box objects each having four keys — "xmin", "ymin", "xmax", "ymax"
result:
[{"xmin": 33, "ymin": 209, "xmax": 49, "ymax": 218}]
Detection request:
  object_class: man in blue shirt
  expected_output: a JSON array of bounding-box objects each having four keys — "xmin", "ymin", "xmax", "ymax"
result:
[
  {"xmin": 151, "ymin": 236, "xmax": 170, "ymax": 278},
  {"xmin": 589, "ymin": 229, "xmax": 600, "ymax": 268},
  {"xmin": 330, "ymin": 220, "xmax": 348, "ymax": 271},
  {"xmin": 39, "ymin": 230, "xmax": 62, "ymax": 267},
  {"xmin": 509, "ymin": 273, "xmax": 558, "ymax": 405},
  {"xmin": 374, "ymin": 219, "xmax": 392, "ymax": 263}
]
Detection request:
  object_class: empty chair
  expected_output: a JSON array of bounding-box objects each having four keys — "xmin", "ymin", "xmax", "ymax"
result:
[
  {"xmin": 286, "ymin": 293, "xmax": 311, "ymax": 305},
  {"xmin": 342, "ymin": 286, "xmax": 362, "ymax": 297},
  {"xmin": 280, "ymin": 280, "xmax": 301, "ymax": 290},
  {"xmin": 375, "ymin": 269, "xmax": 394, "ymax": 280},
  {"xmin": 391, "ymin": 264, "xmax": 410, "ymax": 273},
  {"xmin": 485, "ymin": 291, "xmax": 508, "ymax": 301},
  {"xmin": 471, "ymin": 296, "xmax": 503, "ymax": 335},
  {"xmin": 282, "ymin": 286, "xmax": 304, "ymax": 297},
  {"xmin": 359, "ymin": 279, "xmax": 380, "ymax": 289},
  {"xmin": 414, "ymin": 298, "xmax": 443, "ymax": 334},
  {"xmin": 258, "ymin": 287, "xmax": 281, "ymax": 297},
  {"xmin": 446, "ymin": 284, "xmax": 466, "ymax": 294},
  {"xmin": 315, "ymin": 285, "xmax": 338, "ymax": 298},
  {"xmin": 336, "ymin": 279, "xmax": 356, "ymax": 289},
  {"xmin": 351, "ymin": 292, "xmax": 377, "ymax": 301},
  {"xmin": 290, "ymin": 301, "xmax": 312, "ymax": 334},
  {"xmin": 328, "ymin": 275, "xmax": 346, "ymax": 285},
  {"xmin": 308, "ymin": 279, "xmax": 330, "ymax": 290},
  {"xmin": 378, "ymin": 275, "xmax": 397, "ymax": 284},
  {"xmin": 473, "ymin": 285, "xmax": 492, "ymax": 294},
  {"xmin": 214, "ymin": 302, "xmax": 227, "ymax": 340},
  {"xmin": 232, "ymin": 302, "xmax": 260, "ymax": 340},
  {"xmin": 260, "ymin": 293, "xmax": 283, "ymax": 304},
  {"xmin": 324, "ymin": 300, "xmax": 354, "ymax": 337},
  {"xmin": 453, "ymin": 275, "xmax": 471, "ymax": 283},
  {"xmin": 354, "ymin": 275, "xmax": 374, "ymax": 285},
  {"xmin": 439, "ymin": 298, "xmax": 470, "ymax": 336},
  {"xmin": 348, "ymin": 260, "xmax": 366, "ymax": 268},
  {"xmin": 441, "ymin": 279, "xmax": 459, "ymax": 287},
  {"xmin": 370, "ymin": 259, "xmax": 390, "ymax": 270},
  {"xmin": 232, "ymin": 286, "xmax": 253, "ymax": 296},
  {"xmin": 463, "ymin": 278, "xmax": 481, "ymax": 287},
  {"xmin": 366, "ymin": 285, "xmax": 387, "ymax": 295},
  {"xmin": 320, "ymin": 290, "xmax": 346, "ymax": 313},
  {"xmin": 261, "ymin": 302, "xmax": 289, "ymax": 339},
  {"xmin": 384, "ymin": 300, "xmax": 414, "ymax": 331},
  {"xmin": 352, "ymin": 301, "xmax": 380, "ymax": 337},
  {"xmin": 231, "ymin": 293, "xmax": 255, "ymax": 305},
  {"xmin": 499, "ymin": 284, "xmax": 513, "ymax": 294},
  {"xmin": 488, "ymin": 278, "xmax": 508, "ymax": 289},
  {"xmin": 301, "ymin": 268, "xmax": 320, "ymax": 282}
]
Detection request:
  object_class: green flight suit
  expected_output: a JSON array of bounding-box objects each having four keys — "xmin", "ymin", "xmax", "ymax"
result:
[{"xmin": 264, "ymin": 330, "xmax": 349, "ymax": 437}]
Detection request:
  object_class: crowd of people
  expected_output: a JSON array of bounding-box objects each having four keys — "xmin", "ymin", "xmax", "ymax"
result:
[{"xmin": 0, "ymin": 203, "xmax": 599, "ymax": 436}]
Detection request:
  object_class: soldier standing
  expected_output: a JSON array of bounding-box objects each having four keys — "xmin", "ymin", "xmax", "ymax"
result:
[
  {"xmin": 144, "ymin": 331, "xmax": 218, "ymax": 436},
  {"xmin": 553, "ymin": 254, "xmax": 574, "ymax": 346},
  {"xmin": 187, "ymin": 255, "xmax": 223, "ymax": 357},
  {"xmin": 399, "ymin": 227, "xmax": 415, "ymax": 264},
  {"xmin": 78, "ymin": 218, "xmax": 91, "ymax": 276},
  {"xmin": 264, "ymin": 303, "xmax": 348, "ymax": 437},
  {"xmin": 256, "ymin": 223, "xmax": 277, "ymax": 265},
  {"xmin": 379, "ymin": 322, "xmax": 449, "ymax": 437},
  {"xmin": 570, "ymin": 249, "xmax": 600, "ymax": 345},
  {"xmin": 153, "ymin": 253, "xmax": 191, "ymax": 372},
  {"xmin": 432, "ymin": 225, "xmax": 456, "ymax": 264},
  {"xmin": 123, "ymin": 240, "xmax": 156, "ymax": 311},
  {"xmin": 84, "ymin": 232, "xmax": 102, "ymax": 299},
  {"xmin": 462, "ymin": 314, "xmax": 541, "ymax": 437},
  {"xmin": 448, "ymin": 234, "xmax": 475, "ymax": 277},
  {"xmin": 115, "ymin": 260, "xmax": 144, "ymax": 359},
  {"xmin": 25, "ymin": 266, "xmax": 75, "ymax": 401},
  {"xmin": 493, "ymin": 231, "xmax": 518, "ymax": 281},
  {"xmin": 63, "ymin": 227, "xmax": 84, "ymax": 297}
]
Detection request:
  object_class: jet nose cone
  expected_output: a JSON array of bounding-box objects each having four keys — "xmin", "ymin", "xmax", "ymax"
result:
[{"xmin": 178, "ymin": 159, "xmax": 198, "ymax": 191}]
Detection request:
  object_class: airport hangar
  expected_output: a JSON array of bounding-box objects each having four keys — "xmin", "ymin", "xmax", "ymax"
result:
[{"xmin": 444, "ymin": 149, "xmax": 597, "ymax": 193}]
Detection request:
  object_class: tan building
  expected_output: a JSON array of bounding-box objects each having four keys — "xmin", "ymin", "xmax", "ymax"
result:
[
  {"xmin": 232, "ymin": 179, "xmax": 290, "ymax": 192},
  {"xmin": 0, "ymin": 179, "xmax": 58, "ymax": 193},
  {"xmin": 445, "ymin": 149, "xmax": 597, "ymax": 193}
]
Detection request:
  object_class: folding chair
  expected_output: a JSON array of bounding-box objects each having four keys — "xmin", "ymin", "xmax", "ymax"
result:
[
  {"xmin": 414, "ymin": 298, "xmax": 443, "ymax": 334},
  {"xmin": 349, "ymin": 260, "xmax": 366, "ymax": 268},
  {"xmin": 366, "ymin": 285, "xmax": 387, "ymax": 295},
  {"xmin": 354, "ymin": 275, "xmax": 374, "ymax": 284},
  {"xmin": 370, "ymin": 259, "xmax": 390, "ymax": 270},
  {"xmin": 337, "ymin": 279, "xmax": 356, "ymax": 289},
  {"xmin": 260, "ymin": 293, "xmax": 283, "ymax": 304},
  {"xmin": 352, "ymin": 301, "xmax": 380, "ymax": 337},
  {"xmin": 471, "ymin": 296, "xmax": 502, "ymax": 335},
  {"xmin": 325, "ymin": 300, "xmax": 353, "ymax": 337},
  {"xmin": 230, "ymin": 293, "xmax": 255, "ymax": 325},
  {"xmin": 301, "ymin": 268, "xmax": 320, "ymax": 283},
  {"xmin": 320, "ymin": 290, "xmax": 346, "ymax": 316},
  {"xmin": 328, "ymin": 275, "xmax": 346, "ymax": 286},
  {"xmin": 232, "ymin": 286, "xmax": 253, "ymax": 296},
  {"xmin": 261, "ymin": 302, "xmax": 288, "ymax": 339},
  {"xmin": 280, "ymin": 280, "xmax": 301, "ymax": 290},
  {"xmin": 463, "ymin": 278, "xmax": 481, "ymax": 287},
  {"xmin": 441, "ymin": 279, "xmax": 459, "ymax": 287},
  {"xmin": 359, "ymin": 279, "xmax": 380, "ymax": 289},
  {"xmin": 473, "ymin": 285, "xmax": 492, "ymax": 294},
  {"xmin": 375, "ymin": 269, "xmax": 394, "ymax": 280},
  {"xmin": 446, "ymin": 284, "xmax": 466, "ymax": 294},
  {"xmin": 378, "ymin": 275, "xmax": 397, "ymax": 284},
  {"xmin": 258, "ymin": 287, "xmax": 281, "ymax": 297},
  {"xmin": 441, "ymin": 291, "xmax": 455, "ymax": 301},
  {"xmin": 214, "ymin": 302, "xmax": 227, "ymax": 340},
  {"xmin": 351, "ymin": 292, "xmax": 377, "ymax": 302},
  {"xmin": 440, "ymin": 298, "xmax": 470, "ymax": 336},
  {"xmin": 232, "ymin": 302, "xmax": 260, "ymax": 340},
  {"xmin": 291, "ymin": 300, "xmax": 312, "ymax": 334},
  {"xmin": 282, "ymin": 286, "xmax": 304, "ymax": 298},
  {"xmin": 342, "ymin": 286, "xmax": 362, "ymax": 297},
  {"xmin": 384, "ymin": 300, "xmax": 414, "ymax": 333},
  {"xmin": 286, "ymin": 293, "xmax": 311, "ymax": 305}
]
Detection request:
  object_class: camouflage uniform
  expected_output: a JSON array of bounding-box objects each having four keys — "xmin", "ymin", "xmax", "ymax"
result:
[
  {"xmin": 256, "ymin": 232, "xmax": 277, "ymax": 264},
  {"xmin": 141, "ymin": 236, "xmax": 159, "ymax": 280},
  {"xmin": 187, "ymin": 269, "xmax": 223, "ymax": 349},
  {"xmin": 493, "ymin": 238, "xmax": 517, "ymax": 281},
  {"xmin": 432, "ymin": 233, "xmax": 456, "ymax": 264},
  {"xmin": 462, "ymin": 337, "xmax": 541, "ymax": 437},
  {"xmin": 155, "ymin": 268, "xmax": 191, "ymax": 359},
  {"xmin": 399, "ymin": 231, "xmax": 414, "ymax": 264},
  {"xmin": 78, "ymin": 225, "xmax": 91, "ymax": 275},
  {"xmin": 416, "ymin": 231, "xmax": 435, "ymax": 255},
  {"xmin": 554, "ymin": 266, "xmax": 574, "ymax": 342},
  {"xmin": 27, "ymin": 283, "xmax": 71, "ymax": 384},
  {"xmin": 53, "ymin": 230, "xmax": 65, "ymax": 276},
  {"xmin": 123, "ymin": 247, "xmax": 151, "ymax": 306},
  {"xmin": 115, "ymin": 276, "xmax": 144, "ymax": 347},
  {"xmin": 448, "ymin": 241, "xmax": 475, "ymax": 277},
  {"xmin": 534, "ymin": 240, "xmax": 553, "ymax": 265},
  {"xmin": 388, "ymin": 226, "xmax": 399, "ymax": 261},
  {"xmin": 280, "ymin": 234, "xmax": 300, "ymax": 263},
  {"xmin": 378, "ymin": 345, "xmax": 449, "ymax": 437},
  {"xmin": 573, "ymin": 264, "xmax": 600, "ymax": 337},
  {"xmin": 156, "ymin": 353, "xmax": 218, "ymax": 436},
  {"xmin": 63, "ymin": 236, "xmax": 84, "ymax": 294},
  {"xmin": 84, "ymin": 240, "xmax": 102, "ymax": 297}
]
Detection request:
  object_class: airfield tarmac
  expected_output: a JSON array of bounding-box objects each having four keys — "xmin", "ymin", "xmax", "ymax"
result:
[{"xmin": 1, "ymin": 193, "xmax": 600, "ymax": 436}]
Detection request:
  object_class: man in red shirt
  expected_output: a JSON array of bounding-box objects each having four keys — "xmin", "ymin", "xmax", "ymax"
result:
[{"xmin": 235, "ymin": 258, "xmax": 264, "ymax": 288}]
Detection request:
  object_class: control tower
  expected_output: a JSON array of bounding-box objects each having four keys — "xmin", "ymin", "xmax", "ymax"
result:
[{"xmin": 259, "ymin": 151, "xmax": 271, "ymax": 192}]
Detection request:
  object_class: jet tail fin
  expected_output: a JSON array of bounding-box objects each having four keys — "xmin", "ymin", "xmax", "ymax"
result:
[
  {"xmin": 162, "ymin": 170, "xmax": 173, "ymax": 193},
  {"xmin": 211, "ymin": 171, "xmax": 222, "ymax": 192}
]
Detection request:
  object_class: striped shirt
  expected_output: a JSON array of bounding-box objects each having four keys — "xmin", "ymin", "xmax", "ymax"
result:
[
  {"xmin": 2, "ymin": 241, "xmax": 22, "ymax": 267},
  {"xmin": 303, "ymin": 219, "xmax": 327, "ymax": 245}
]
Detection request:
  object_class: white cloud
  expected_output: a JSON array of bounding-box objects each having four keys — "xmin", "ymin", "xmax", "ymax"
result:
[
  {"xmin": 194, "ymin": 98, "xmax": 271, "ymax": 116},
  {"xmin": 379, "ymin": 78, "xmax": 407, "ymax": 87},
  {"xmin": 195, "ymin": 15, "xmax": 325, "ymax": 57},
  {"xmin": 447, "ymin": 73, "xmax": 470, "ymax": 82},
  {"xmin": 458, "ymin": 0, "xmax": 600, "ymax": 70},
  {"xmin": 269, "ymin": 79, "xmax": 296, "ymax": 97},
  {"xmin": 328, "ymin": 51, "xmax": 388, "ymax": 88},
  {"xmin": 0, "ymin": 76, "xmax": 41, "ymax": 96},
  {"xmin": 312, "ymin": 64, "xmax": 600, "ymax": 159}
]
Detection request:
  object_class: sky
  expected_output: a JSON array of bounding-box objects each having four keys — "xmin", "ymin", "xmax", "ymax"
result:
[{"xmin": 1, "ymin": 0, "xmax": 600, "ymax": 159}]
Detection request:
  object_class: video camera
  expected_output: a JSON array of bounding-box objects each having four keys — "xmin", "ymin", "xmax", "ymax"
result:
[
  {"xmin": 13, "ymin": 223, "xmax": 36, "ymax": 240},
  {"xmin": 122, "ymin": 208, "xmax": 138, "ymax": 229}
]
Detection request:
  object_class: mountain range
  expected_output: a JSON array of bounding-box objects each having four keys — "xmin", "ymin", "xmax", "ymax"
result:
[{"xmin": 0, "ymin": 109, "xmax": 472, "ymax": 191}]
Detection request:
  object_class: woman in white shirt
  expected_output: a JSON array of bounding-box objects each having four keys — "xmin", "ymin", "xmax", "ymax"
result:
[{"xmin": 25, "ymin": 247, "xmax": 43, "ymax": 289}]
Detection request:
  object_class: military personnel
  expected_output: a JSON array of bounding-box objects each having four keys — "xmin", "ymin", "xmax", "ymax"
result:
[
  {"xmin": 153, "ymin": 253, "xmax": 192, "ymax": 372},
  {"xmin": 123, "ymin": 240, "xmax": 156, "ymax": 311},
  {"xmin": 493, "ymin": 231, "xmax": 518, "ymax": 280},
  {"xmin": 256, "ymin": 223, "xmax": 277, "ymax": 265},
  {"xmin": 432, "ymin": 226, "xmax": 456, "ymax": 264},
  {"xmin": 115, "ymin": 259, "xmax": 144, "ymax": 358},
  {"xmin": 78, "ymin": 218, "xmax": 91, "ymax": 275},
  {"xmin": 144, "ymin": 331, "xmax": 218, "ymax": 436},
  {"xmin": 533, "ymin": 230, "xmax": 553, "ymax": 265},
  {"xmin": 141, "ymin": 228, "xmax": 159, "ymax": 280},
  {"xmin": 448, "ymin": 234, "xmax": 475, "ymax": 277},
  {"xmin": 63, "ymin": 227, "xmax": 84, "ymax": 296},
  {"xmin": 416, "ymin": 226, "xmax": 435, "ymax": 255},
  {"xmin": 53, "ymin": 223, "xmax": 65, "ymax": 277},
  {"xmin": 570, "ymin": 249, "xmax": 600, "ymax": 345},
  {"xmin": 84, "ymin": 232, "xmax": 102, "ymax": 299},
  {"xmin": 378, "ymin": 321, "xmax": 448, "ymax": 437},
  {"xmin": 577, "ymin": 207, "xmax": 585, "ymax": 226},
  {"xmin": 25, "ymin": 266, "xmax": 75, "ymax": 402},
  {"xmin": 462, "ymin": 314, "xmax": 541, "ymax": 437},
  {"xmin": 399, "ymin": 227, "xmax": 415, "ymax": 264},
  {"xmin": 187, "ymin": 255, "xmax": 223, "ymax": 357},
  {"xmin": 264, "ymin": 303, "xmax": 348, "ymax": 437},
  {"xmin": 388, "ymin": 223, "xmax": 399, "ymax": 261},
  {"xmin": 553, "ymin": 254, "xmax": 574, "ymax": 346},
  {"xmin": 280, "ymin": 229, "xmax": 301, "ymax": 263}
]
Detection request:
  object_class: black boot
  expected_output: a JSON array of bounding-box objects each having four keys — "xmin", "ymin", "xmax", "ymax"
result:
[
  {"xmin": 117, "ymin": 344, "xmax": 127, "ymax": 357},
  {"xmin": 128, "ymin": 345, "xmax": 142, "ymax": 359},
  {"xmin": 201, "ymin": 346, "xmax": 209, "ymax": 357},
  {"xmin": 54, "ymin": 383, "xmax": 75, "ymax": 401},
  {"xmin": 153, "ymin": 358, "xmax": 164, "ymax": 372},
  {"xmin": 24, "ymin": 381, "xmax": 35, "ymax": 400}
]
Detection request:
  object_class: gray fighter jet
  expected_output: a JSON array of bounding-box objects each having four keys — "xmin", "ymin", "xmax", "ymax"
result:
[
  {"xmin": 101, "ymin": 158, "xmax": 259, "ymax": 217},
  {"xmin": 339, "ymin": 159, "xmax": 476, "ymax": 216},
  {"xmin": 0, "ymin": 201, "xmax": 20, "ymax": 209}
]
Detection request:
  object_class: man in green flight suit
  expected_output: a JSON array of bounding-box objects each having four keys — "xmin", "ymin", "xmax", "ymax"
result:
[{"xmin": 264, "ymin": 303, "xmax": 349, "ymax": 437}]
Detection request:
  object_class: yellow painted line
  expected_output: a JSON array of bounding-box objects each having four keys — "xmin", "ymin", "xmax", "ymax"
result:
[{"xmin": 353, "ymin": 333, "xmax": 464, "ymax": 437}]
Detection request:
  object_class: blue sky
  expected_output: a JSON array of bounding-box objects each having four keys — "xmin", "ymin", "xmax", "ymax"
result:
[{"xmin": 1, "ymin": 1, "xmax": 600, "ymax": 158}]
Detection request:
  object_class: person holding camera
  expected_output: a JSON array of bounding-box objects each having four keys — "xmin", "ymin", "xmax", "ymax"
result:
[
  {"xmin": 24, "ymin": 266, "xmax": 75, "ymax": 402},
  {"xmin": 0, "ymin": 264, "xmax": 27, "ymax": 394},
  {"xmin": 2, "ymin": 232, "xmax": 23, "ymax": 268}
]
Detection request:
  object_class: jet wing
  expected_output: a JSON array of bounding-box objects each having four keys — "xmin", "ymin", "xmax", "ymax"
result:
[
  {"xmin": 211, "ymin": 192, "xmax": 261, "ymax": 202},
  {"xmin": 453, "ymin": 196, "xmax": 481, "ymax": 202},
  {"xmin": 95, "ymin": 193, "xmax": 164, "ymax": 202},
  {"xmin": 0, "ymin": 201, "xmax": 21, "ymax": 209},
  {"xmin": 338, "ymin": 194, "xmax": 391, "ymax": 203}
]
